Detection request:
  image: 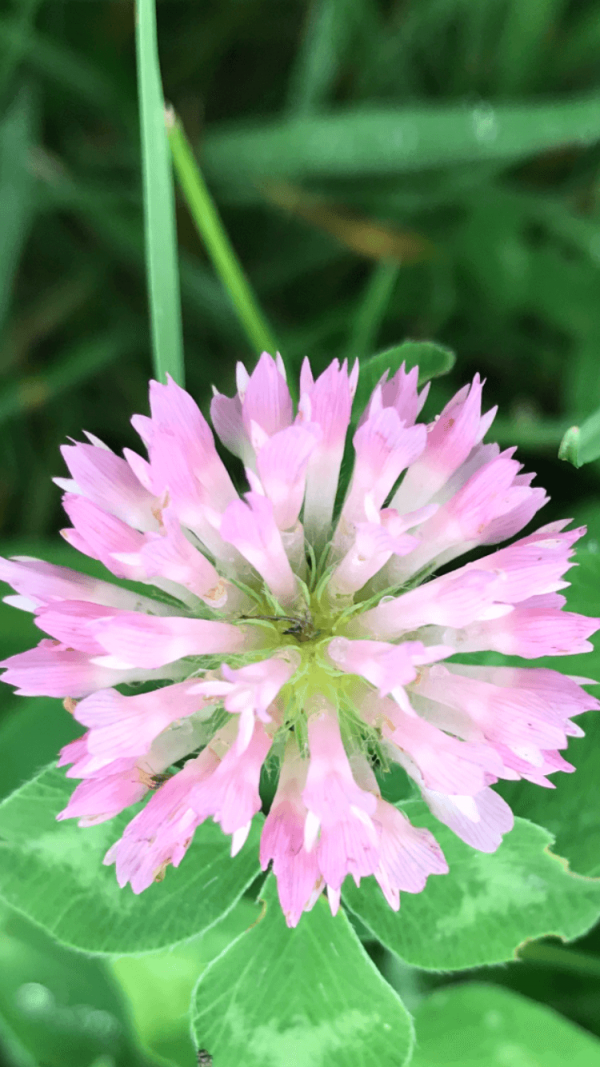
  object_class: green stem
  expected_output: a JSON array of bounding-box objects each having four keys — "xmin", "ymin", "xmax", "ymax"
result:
[
  {"xmin": 346, "ymin": 260, "xmax": 400, "ymax": 362},
  {"xmin": 166, "ymin": 109, "xmax": 278, "ymax": 357},
  {"xmin": 135, "ymin": 0, "xmax": 185, "ymax": 385},
  {"xmin": 519, "ymin": 942, "xmax": 600, "ymax": 979}
]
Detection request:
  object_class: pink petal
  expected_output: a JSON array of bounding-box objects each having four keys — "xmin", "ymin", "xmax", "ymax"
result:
[
  {"xmin": 353, "ymin": 568, "xmax": 506, "ymax": 639},
  {"xmin": 446, "ymin": 604, "xmax": 600, "ymax": 658},
  {"xmin": 0, "ymin": 556, "xmax": 150, "ymax": 612},
  {"xmin": 260, "ymin": 744, "xmax": 322, "ymax": 928},
  {"xmin": 298, "ymin": 358, "xmax": 357, "ymax": 541},
  {"xmin": 373, "ymin": 798, "xmax": 448, "ymax": 907},
  {"xmin": 220, "ymin": 492, "xmax": 298, "ymax": 604},
  {"xmin": 392, "ymin": 375, "xmax": 495, "ymax": 512},
  {"xmin": 255, "ymin": 424, "xmax": 320, "ymax": 530},
  {"xmin": 57, "ymin": 441, "xmax": 158, "ymax": 531},
  {"xmin": 90, "ymin": 613, "xmax": 249, "ymax": 669},
  {"xmin": 190, "ymin": 720, "xmax": 272, "ymax": 835},
  {"xmin": 104, "ymin": 750, "xmax": 220, "ymax": 892},
  {"xmin": 422, "ymin": 786, "xmax": 514, "ymax": 852},
  {"xmin": 0, "ymin": 641, "xmax": 157, "ymax": 697},
  {"xmin": 340, "ymin": 409, "xmax": 426, "ymax": 528},
  {"xmin": 61, "ymin": 495, "xmax": 146, "ymax": 581},
  {"xmin": 241, "ymin": 352, "xmax": 293, "ymax": 439}
]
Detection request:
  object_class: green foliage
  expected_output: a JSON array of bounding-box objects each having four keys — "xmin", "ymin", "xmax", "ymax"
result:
[
  {"xmin": 0, "ymin": 766, "xmax": 262, "ymax": 955},
  {"xmin": 559, "ymin": 406, "xmax": 600, "ymax": 468},
  {"xmin": 352, "ymin": 339, "xmax": 456, "ymax": 417},
  {"xmin": 111, "ymin": 900, "xmax": 260, "ymax": 1067},
  {"xmin": 411, "ymin": 983, "xmax": 600, "ymax": 1067},
  {"xmin": 191, "ymin": 875, "xmax": 414, "ymax": 1067},
  {"xmin": 168, "ymin": 113, "xmax": 278, "ymax": 356},
  {"xmin": 0, "ymin": 86, "xmax": 36, "ymax": 334},
  {"xmin": 0, "ymin": 905, "xmax": 155, "ymax": 1067},
  {"xmin": 135, "ymin": 0, "xmax": 184, "ymax": 384},
  {"xmin": 203, "ymin": 92, "xmax": 600, "ymax": 186},
  {"xmin": 343, "ymin": 806, "xmax": 600, "ymax": 971}
]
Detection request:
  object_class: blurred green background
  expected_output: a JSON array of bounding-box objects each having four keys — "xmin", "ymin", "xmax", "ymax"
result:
[{"xmin": 2, "ymin": 1, "xmax": 600, "ymax": 1064}]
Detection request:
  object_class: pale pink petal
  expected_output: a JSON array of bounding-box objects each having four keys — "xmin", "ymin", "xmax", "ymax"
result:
[
  {"xmin": 339, "ymin": 409, "xmax": 426, "ymax": 529},
  {"xmin": 73, "ymin": 681, "xmax": 218, "ymax": 764},
  {"xmin": 90, "ymin": 613, "xmax": 250, "ymax": 669},
  {"xmin": 191, "ymin": 652, "xmax": 300, "ymax": 753},
  {"xmin": 0, "ymin": 556, "xmax": 153, "ymax": 612},
  {"xmin": 352, "ymin": 568, "xmax": 507, "ymax": 639},
  {"xmin": 421, "ymin": 786, "xmax": 514, "ymax": 852},
  {"xmin": 445, "ymin": 604, "xmax": 600, "ymax": 658},
  {"xmin": 303, "ymin": 705, "xmax": 379, "ymax": 889},
  {"xmin": 328, "ymin": 504, "xmax": 421, "ymax": 597},
  {"xmin": 380, "ymin": 699, "xmax": 504, "ymax": 795},
  {"xmin": 34, "ymin": 601, "xmax": 118, "ymax": 654},
  {"xmin": 61, "ymin": 495, "xmax": 147, "ymax": 581},
  {"xmin": 190, "ymin": 720, "xmax": 272, "ymax": 835},
  {"xmin": 260, "ymin": 743, "xmax": 322, "ymax": 928},
  {"xmin": 145, "ymin": 377, "xmax": 238, "ymax": 557},
  {"xmin": 220, "ymin": 492, "xmax": 298, "ymax": 604},
  {"xmin": 0, "ymin": 641, "xmax": 160, "ymax": 697},
  {"xmin": 298, "ymin": 358, "xmax": 357, "ymax": 542},
  {"xmin": 57, "ymin": 764, "xmax": 148, "ymax": 826},
  {"xmin": 57, "ymin": 441, "xmax": 158, "ymax": 530},
  {"xmin": 414, "ymin": 665, "xmax": 570, "ymax": 756},
  {"xmin": 373, "ymin": 799, "xmax": 448, "ymax": 908},
  {"xmin": 328, "ymin": 637, "xmax": 450, "ymax": 700},
  {"xmin": 388, "ymin": 452, "xmax": 544, "ymax": 581},
  {"xmin": 104, "ymin": 749, "xmax": 220, "ymax": 892},
  {"xmin": 255, "ymin": 424, "xmax": 320, "ymax": 530},
  {"xmin": 462, "ymin": 524, "xmax": 583, "ymax": 603},
  {"xmin": 380, "ymin": 362, "xmax": 429, "ymax": 426},
  {"xmin": 241, "ymin": 352, "xmax": 293, "ymax": 438},
  {"xmin": 392, "ymin": 375, "xmax": 495, "ymax": 512},
  {"xmin": 123, "ymin": 507, "xmax": 228, "ymax": 607},
  {"xmin": 210, "ymin": 389, "xmax": 252, "ymax": 465}
]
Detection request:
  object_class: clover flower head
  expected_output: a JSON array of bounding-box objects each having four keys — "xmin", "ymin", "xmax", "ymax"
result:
[{"xmin": 2, "ymin": 352, "xmax": 598, "ymax": 927}]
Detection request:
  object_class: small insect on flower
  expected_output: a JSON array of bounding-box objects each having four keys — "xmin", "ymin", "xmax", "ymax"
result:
[
  {"xmin": 138, "ymin": 769, "xmax": 174, "ymax": 790},
  {"xmin": 241, "ymin": 611, "xmax": 321, "ymax": 641},
  {"xmin": 1, "ymin": 352, "xmax": 598, "ymax": 928}
]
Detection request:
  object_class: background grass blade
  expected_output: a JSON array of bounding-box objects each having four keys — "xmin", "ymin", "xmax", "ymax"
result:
[
  {"xmin": 167, "ymin": 110, "xmax": 278, "ymax": 357},
  {"xmin": 203, "ymin": 92, "xmax": 600, "ymax": 191},
  {"xmin": 135, "ymin": 0, "xmax": 184, "ymax": 384},
  {"xmin": 345, "ymin": 260, "xmax": 400, "ymax": 361},
  {"xmin": 0, "ymin": 86, "xmax": 37, "ymax": 335}
]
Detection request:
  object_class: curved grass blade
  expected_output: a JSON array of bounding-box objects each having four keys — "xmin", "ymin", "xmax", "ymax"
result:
[{"xmin": 167, "ymin": 109, "xmax": 278, "ymax": 358}]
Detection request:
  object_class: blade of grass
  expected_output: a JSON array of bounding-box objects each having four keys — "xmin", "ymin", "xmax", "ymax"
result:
[
  {"xmin": 0, "ymin": 15, "xmax": 130, "ymax": 123},
  {"xmin": 203, "ymin": 92, "xmax": 600, "ymax": 190},
  {"xmin": 0, "ymin": 0, "xmax": 43, "ymax": 105},
  {"xmin": 0, "ymin": 327, "xmax": 141, "ymax": 425},
  {"xmin": 287, "ymin": 0, "xmax": 358, "ymax": 115},
  {"xmin": 167, "ymin": 109, "xmax": 278, "ymax": 357},
  {"xmin": 135, "ymin": 0, "xmax": 184, "ymax": 385},
  {"xmin": 0, "ymin": 85, "xmax": 36, "ymax": 336},
  {"xmin": 35, "ymin": 162, "xmax": 244, "ymax": 342},
  {"xmin": 345, "ymin": 260, "xmax": 400, "ymax": 361},
  {"xmin": 518, "ymin": 941, "xmax": 600, "ymax": 979}
]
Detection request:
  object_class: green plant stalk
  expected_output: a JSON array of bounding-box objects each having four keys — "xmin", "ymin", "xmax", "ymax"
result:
[
  {"xmin": 166, "ymin": 110, "xmax": 278, "ymax": 357},
  {"xmin": 346, "ymin": 260, "xmax": 400, "ymax": 362},
  {"xmin": 135, "ymin": 0, "xmax": 185, "ymax": 385},
  {"xmin": 519, "ymin": 941, "xmax": 600, "ymax": 979}
]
